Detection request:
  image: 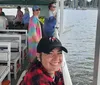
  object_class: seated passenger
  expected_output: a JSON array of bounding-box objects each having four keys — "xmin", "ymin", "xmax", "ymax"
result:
[
  {"xmin": 0, "ymin": 7, "xmax": 5, "ymax": 16},
  {"xmin": 20, "ymin": 37, "xmax": 68, "ymax": 85}
]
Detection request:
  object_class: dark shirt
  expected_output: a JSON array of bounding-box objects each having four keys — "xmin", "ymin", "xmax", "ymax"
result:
[
  {"xmin": 0, "ymin": 12, "xmax": 5, "ymax": 16},
  {"xmin": 20, "ymin": 60, "xmax": 64, "ymax": 85}
]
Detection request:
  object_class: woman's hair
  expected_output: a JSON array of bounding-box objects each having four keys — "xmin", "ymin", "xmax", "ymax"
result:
[
  {"xmin": 27, "ymin": 53, "xmax": 42, "ymax": 71},
  {"xmin": 27, "ymin": 58, "xmax": 37, "ymax": 71},
  {"xmin": 17, "ymin": 6, "xmax": 21, "ymax": 9}
]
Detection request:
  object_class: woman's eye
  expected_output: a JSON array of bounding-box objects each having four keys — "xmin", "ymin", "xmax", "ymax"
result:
[{"xmin": 58, "ymin": 51, "xmax": 62, "ymax": 54}]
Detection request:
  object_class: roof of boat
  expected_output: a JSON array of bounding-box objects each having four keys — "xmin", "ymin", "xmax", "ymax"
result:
[{"xmin": 0, "ymin": 0, "xmax": 56, "ymax": 5}]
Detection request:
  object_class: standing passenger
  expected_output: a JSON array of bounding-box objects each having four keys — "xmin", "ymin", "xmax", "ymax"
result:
[
  {"xmin": 48, "ymin": 2, "xmax": 56, "ymax": 18},
  {"xmin": 22, "ymin": 7, "xmax": 30, "ymax": 30},
  {"xmin": 28, "ymin": 6, "xmax": 42, "ymax": 63},
  {"xmin": 14, "ymin": 6, "xmax": 23, "ymax": 25},
  {"xmin": 44, "ymin": 2, "xmax": 57, "ymax": 37}
]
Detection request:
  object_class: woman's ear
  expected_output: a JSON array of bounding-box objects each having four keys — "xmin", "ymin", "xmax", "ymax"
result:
[{"xmin": 36, "ymin": 53, "xmax": 41, "ymax": 61}]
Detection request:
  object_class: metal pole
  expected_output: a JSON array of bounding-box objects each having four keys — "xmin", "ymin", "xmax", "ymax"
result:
[
  {"xmin": 93, "ymin": 0, "xmax": 100, "ymax": 85},
  {"xmin": 84, "ymin": 0, "xmax": 87, "ymax": 8},
  {"xmin": 75, "ymin": 0, "xmax": 78, "ymax": 9},
  {"xmin": 55, "ymin": 0, "xmax": 59, "ymax": 38},
  {"xmin": 56, "ymin": 0, "xmax": 59, "ymax": 27},
  {"xmin": 59, "ymin": 0, "xmax": 64, "ymax": 36},
  {"xmin": 93, "ymin": 0, "xmax": 98, "ymax": 8}
]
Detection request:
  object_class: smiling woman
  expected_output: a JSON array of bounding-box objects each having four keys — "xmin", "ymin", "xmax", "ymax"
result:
[{"xmin": 19, "ymin": 37, "xmax": 68, "ymax": 85}]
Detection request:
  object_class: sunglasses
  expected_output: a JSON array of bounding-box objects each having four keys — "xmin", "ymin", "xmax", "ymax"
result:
[
  {"xmin": 51, "ymin": 6, "xmax": 56, "ymax": 8},
  {"xmin": 36, "ymin": 8, "xmax": 41, "ymax": 11},
  {"xmin": 33, "ymin": 8, "xmax": 41, "ymax": 11}
]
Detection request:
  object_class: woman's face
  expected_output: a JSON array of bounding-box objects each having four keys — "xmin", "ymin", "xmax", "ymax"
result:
[
  {"xmin": 33, "ymin": 9, "xmax": 40, "ymax": 16},
  {"xmin": 50, "ymin": 4, "xmax": 56, "ymax": 11},
  {"xmin": 41, "ymin": 48, "xmax": 63, "ymax": 74}
]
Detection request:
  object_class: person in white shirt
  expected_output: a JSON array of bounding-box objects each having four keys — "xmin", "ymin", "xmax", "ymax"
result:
[
  {"xmin": 47, "ymin": 2, "xmax": 59, "ymax": 38},
  {"xmin": 48, "ymin": 2, "xmax": 56, "ymax": 18},
  {"xmin": 0, "ymin": 16, "xmax": 8, "ymax": 30}
]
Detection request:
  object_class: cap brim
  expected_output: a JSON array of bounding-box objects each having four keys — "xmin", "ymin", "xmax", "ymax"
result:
[
  {"xmin": 61, "ymin": 46, "xmax": 68, "ymax": 53},
  {"xmin": 32, "ymin": 6, "xmax": 40, "ymax": 11}
]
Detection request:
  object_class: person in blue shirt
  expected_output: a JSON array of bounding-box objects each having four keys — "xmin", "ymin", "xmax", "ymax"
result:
[
  {"xmin": 44, "ymin": 2, "xmax": 57, "ymax": 37},
  {"xmin": 22, "ymin": 7, "xmax": 30, "ymax": 30}
]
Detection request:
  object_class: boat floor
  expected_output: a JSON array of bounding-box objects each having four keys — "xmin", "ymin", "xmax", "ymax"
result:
[{"xmin": 11, "ymin": 57, "xmax": 29, "ymax": 85}]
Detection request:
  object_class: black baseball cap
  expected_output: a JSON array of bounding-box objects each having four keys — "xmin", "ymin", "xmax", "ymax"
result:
[{"xmin": 37, "ymin": 37, "xmax": 68, "ymax": 54}]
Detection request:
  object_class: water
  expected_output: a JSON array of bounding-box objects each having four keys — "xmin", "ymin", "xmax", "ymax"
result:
[
  {"xmin": 60, "ymin": 9, "xmax": 98, "ymax": 85},
  {"xmin": 3, "ymin": 8, "xmax": 98, "ymax": 85}
]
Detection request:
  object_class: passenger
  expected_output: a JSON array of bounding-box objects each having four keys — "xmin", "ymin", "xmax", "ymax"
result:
[
  {"xmin": 22, "ymin": 7, "xmax": 30, "ymax": 30},
  {"xmin": 0, "ymin": 16, "xmax": 8, "ymax": 29},
  {"xmin": 0, "ymin": 8, "xmax": 8, "ymax": 29},
  {"xmin": 28, "ymin": 5, "xmax": 42, "ymax": 63},
  {"xmin": 0, "ymin": 7, "xmax": 5, "ymax": 16},
  {"xmin": 14, "ymin": 6, "xmax": 23, "ymax": 26},
  {"xmin": 44, "ymin": 2, "xmax": 57, "ymax": 37},
  {"xmin": 48, "ymin": 2, "xmax": 56, "ymax": 18},
  {"xmin": 20, "ymin": 37, "xmax": 68, "ymax": 85}
]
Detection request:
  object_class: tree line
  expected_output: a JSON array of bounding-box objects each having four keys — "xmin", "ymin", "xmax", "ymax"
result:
[{"xmin": 64, "ymin": 0, "xmax": 99, "ymax": 8}]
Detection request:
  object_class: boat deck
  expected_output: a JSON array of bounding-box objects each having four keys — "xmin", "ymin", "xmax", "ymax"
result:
[{"xmin": 11, "ymin": 56, "xmax": 29, "ymax": 85}]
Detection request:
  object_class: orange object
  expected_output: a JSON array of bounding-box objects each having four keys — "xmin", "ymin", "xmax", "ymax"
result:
[{"xmin": 2, "ymin": 80, "xmax": 10, "ymax": 85}]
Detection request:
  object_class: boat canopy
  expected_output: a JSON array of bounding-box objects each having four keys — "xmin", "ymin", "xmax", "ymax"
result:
[{"xmin": 0, "ymin": 0, "xmax": 56, "ymax": 5}]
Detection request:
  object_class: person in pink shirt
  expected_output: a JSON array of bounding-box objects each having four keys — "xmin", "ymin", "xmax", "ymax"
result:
[{"xmin": 14, "ymin": 6, "xmax": 23, "ymax": 25}]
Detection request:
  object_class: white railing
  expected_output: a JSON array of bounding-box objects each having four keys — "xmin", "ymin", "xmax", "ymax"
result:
[
  {"xmin": 57, "ymin": 0, "xmax": 73, "ymax": 85},
  {"xmin": 0, "ymin": 42, "xmax": 11, "ymax": 85},
  {"xmin": 0, "ymin": 29, "xmax": 28, "ymax": 64},
  {"xmin": 0, "ymin": 34, "xmax": 21, "ymax": 79}
]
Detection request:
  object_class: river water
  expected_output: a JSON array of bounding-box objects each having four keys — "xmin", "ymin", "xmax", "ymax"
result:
[
  {"xmin": 3, "ymin": 8, "xmax": 98, "ymax": 85},
  {"xmin": 60, "ymin": 9, "xmax": 98, "ymax": 85}
]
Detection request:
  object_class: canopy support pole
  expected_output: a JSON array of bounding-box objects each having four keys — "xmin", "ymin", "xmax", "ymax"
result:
[
  {"xmin": 93, "ymin": 0, "xmax": 100, "ymax": 85},
  {"xmin": 59, "ymin": 0, "xmax": 64, "ymax": 36},
  {"xmin": 59, "ymin": 0, "xmax": 73, "ymax": 85}
]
